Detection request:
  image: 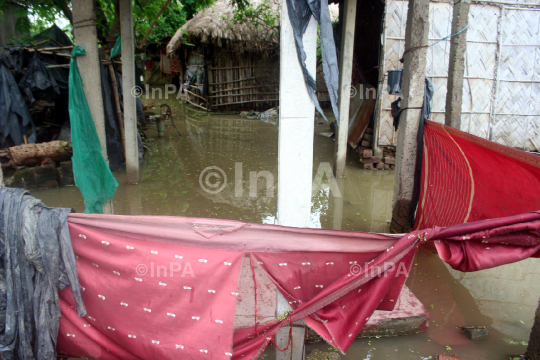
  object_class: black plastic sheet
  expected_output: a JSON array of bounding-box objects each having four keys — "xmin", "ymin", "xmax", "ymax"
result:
[
  {"xmin": 100, "ymin": 64, "xmax": 125, "ymax": 171},
  {"xmin": 18, "ymin": 54, "xmax": 60, "ymax": 104},
  {"xmin": 410, "ymin": 78, "xmax": 434, "ymax": 226},
  {"xmin": 0, "ymin": 64, "xmax": 36, "ymax": 147},
  {"xmin": 286, "ymin": 0, "xmax": 339, "ymax": 122},
  {"xmin": 0, "ymin": 188, "xmax": 86, "ymax": 360}
]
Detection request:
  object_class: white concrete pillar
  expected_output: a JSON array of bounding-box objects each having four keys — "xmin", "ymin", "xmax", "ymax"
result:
[
  {"xmin": 120, "ymin": 0, "xmax": 140, "ymax": 184},
  {"xmin": 333, "ymin": 0, "xmax": 357, "ymax": 178},
  {"xmin": 391, "ymin": 0, "xmax": 429, "ymax": 232},
  {"xmin": 72, "ymin": 0, "xmax": 113, "ymax": 214},
  {"xmin": 277, "ymin": 1, "xmax": 317, "ymax": 228},
  {"xmin": 276, "ymin": 0, "xmax": 317, "ymax": 358}
]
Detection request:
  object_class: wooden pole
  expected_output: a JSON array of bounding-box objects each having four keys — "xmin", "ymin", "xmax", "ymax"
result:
[{"xmin": 333, "ymin": 0, "xmax": 357, "ymax": 178}]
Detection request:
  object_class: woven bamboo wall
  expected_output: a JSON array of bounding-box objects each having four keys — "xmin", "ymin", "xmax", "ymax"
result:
[
  {"xmin": 206, "ymin": 49, "xmax": 279, "ymax": 111},
  {"xmin": 377, "ymin": 0, "xmax": 540, "ymax": 151}
]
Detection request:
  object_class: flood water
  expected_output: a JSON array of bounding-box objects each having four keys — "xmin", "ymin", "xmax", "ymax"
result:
[{"xmin": 31, "ymin": 93, "xmax": 539, "ymax": 359}]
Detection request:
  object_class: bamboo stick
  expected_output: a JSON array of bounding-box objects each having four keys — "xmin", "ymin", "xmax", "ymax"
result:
[
  {"xmin": 211, "ymin": 99, "xmax": 278, "ymax": 107},
  {"xmin": 209, "ymin": 77, "xmax": 256, "ymax": 86},
  {"xmin": 185, "ymin": 94, "xmax": 209, "ymax": 111},
  {"xmin": 185, "ymin": 89, "xmax": 207, "ymax": 103},
  {"xmin": 106, "ymin": 56, "xmax": 126, "ymax": 158},
  {"xmin": 208, "ymin": 92, "xmax": 278, "ymax": 99}
]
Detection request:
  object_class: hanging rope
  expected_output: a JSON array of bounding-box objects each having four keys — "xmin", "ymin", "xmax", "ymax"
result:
[{"xmin": 402, "ymin": 24, "xmax": 469, "ymax": 58}]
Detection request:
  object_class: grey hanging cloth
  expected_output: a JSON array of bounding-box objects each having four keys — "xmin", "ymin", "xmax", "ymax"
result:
[
  {"xmin": 286, "ymin": 0, "xmax": 340, "ymax": 122},
  {"xmin": 0, "ymin": 188, "xmax": 86, "ymax": 360}
]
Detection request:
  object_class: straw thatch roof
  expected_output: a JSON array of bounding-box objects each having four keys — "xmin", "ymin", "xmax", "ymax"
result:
[{"xmin": 167, "ymin": 0, "xmax": 280, "ymax": 55}]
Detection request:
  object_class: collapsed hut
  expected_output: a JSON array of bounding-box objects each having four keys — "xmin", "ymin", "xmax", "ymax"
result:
[{"xmin": 167, "ymin": 0, "xmax": 280, "ymax": 112}]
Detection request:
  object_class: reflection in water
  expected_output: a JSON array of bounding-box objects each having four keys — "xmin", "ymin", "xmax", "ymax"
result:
[{"xmin": 31, "ymin": 95, "xmax": 538, "ymax": 359}]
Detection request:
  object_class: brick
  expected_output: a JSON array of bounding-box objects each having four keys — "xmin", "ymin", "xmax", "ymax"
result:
[
  {"xmin": 383, "ymin": 156, "xmax": 396, "ymax": 165},
  {"xmin": 359, "ymin": 156, "xmax": 380, "ymax": 164},
  {"xmin": 362, "ymin": 149, "xmax": 373, "ymax": 158},
  {"xmin": 460, "ymin": 326, "xmax": 488, "ymax": 340},
  {"xmin": 58, "ymin": 161, "xmax": 75, "ymax": 186}
]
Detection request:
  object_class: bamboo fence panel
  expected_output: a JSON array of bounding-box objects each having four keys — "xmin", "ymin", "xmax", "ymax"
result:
[{"xmin": 377, "ymin": 0, "xmax": 540, "ymax": 151}]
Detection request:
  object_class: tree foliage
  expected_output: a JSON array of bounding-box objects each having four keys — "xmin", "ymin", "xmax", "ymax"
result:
[
  {"xmin": 229, "ymin": 0, "xmax": 279, "ymax": 39},
  {"xmin": 0, "ymin": 0, "xmax": 215, "ymax": 45}
]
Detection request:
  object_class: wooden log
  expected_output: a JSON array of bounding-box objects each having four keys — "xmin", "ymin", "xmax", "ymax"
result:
[{"xmin": 0, "ymin": 141, "xmax": 72, "ymax": 168}]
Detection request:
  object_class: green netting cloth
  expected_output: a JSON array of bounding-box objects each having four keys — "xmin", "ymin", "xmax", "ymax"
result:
[
  {"xmin": 110, "ymin": 35, "xmax": 121, "ymax": 59},
  {"xmin": 69, "ymin": 45, "xmax": 118, "ymax": 213}
]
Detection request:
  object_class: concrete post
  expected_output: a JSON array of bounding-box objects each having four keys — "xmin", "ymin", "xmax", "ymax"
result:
[
  {"xmin": 391, "ymin": 0, "xmax": 429, "ymax": 233},
  {"xmin": 527, "ymin": 296, "xmax": 540, "ymax": 360},
  {"xmin": 120, "ymin": 0, "xmax": 140, "ymax": 184},
  {"xmin": 444, "ymin": 0, "xmax": 470, "ymax": 129},
  {"xmin": 72, "ymin": 0, "xmax": 113, "ymax": 214},
  {"xmin": 277, "ymin": 0, "xmax": 317, "ymax": 228},
  {"xmin": 275, "ymin": 0, "xmax": 317, "ymax": 357},
  {"xmin": 333, "ymin": 0, "xmax": 357, "ymax": 178}
]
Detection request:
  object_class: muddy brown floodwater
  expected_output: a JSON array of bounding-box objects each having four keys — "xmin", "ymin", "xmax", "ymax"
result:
[{"xmin": 32, "ymin": 93, "xmax": 539, "ymax": 359}]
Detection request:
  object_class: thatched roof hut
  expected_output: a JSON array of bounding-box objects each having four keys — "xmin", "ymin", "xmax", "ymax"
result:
[
  {"xmin": 166, "ymin": 0, "xmax": 281, "ymax": 112},
  {"xmin": 167, "ymin": 0, "xmax": 279, "ymax": 56}
]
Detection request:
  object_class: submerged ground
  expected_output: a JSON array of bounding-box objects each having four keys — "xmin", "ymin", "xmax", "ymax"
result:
[{"xmin": 32, "ymin": 93, "xmax": 539, "ymax": 359}]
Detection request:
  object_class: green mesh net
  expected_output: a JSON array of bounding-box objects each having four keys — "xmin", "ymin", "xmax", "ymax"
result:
[{"xmin": 69, "ymin": 45, "xmax": 118, "ymax": 213}]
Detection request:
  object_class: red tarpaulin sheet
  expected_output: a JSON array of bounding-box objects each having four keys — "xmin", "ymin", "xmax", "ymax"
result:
[
  {"xmin": 57, "ymin": 212, "xmax": 540, "ymax": 360},
  {"xmin": 414, "ymin": 120, "xmax": 540, "ymax": 229}
]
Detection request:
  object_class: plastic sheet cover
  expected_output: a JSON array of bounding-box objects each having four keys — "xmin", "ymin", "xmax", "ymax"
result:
[
  {"xmin": 0, "ymin": 188, "xmax": 86, "ymax": 360},
  {"xmin": 286, "ymin": 0, "xmax": 339, "ymax": 122},
  {"xmin": 0, "ymin": 64, "xmax": 36, "ymax": 147}
]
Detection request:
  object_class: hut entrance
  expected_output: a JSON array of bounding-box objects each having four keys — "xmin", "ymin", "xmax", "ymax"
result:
[{"xmin": 184, "ymin": 47, "xmax": 209, "ymax": 111}]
